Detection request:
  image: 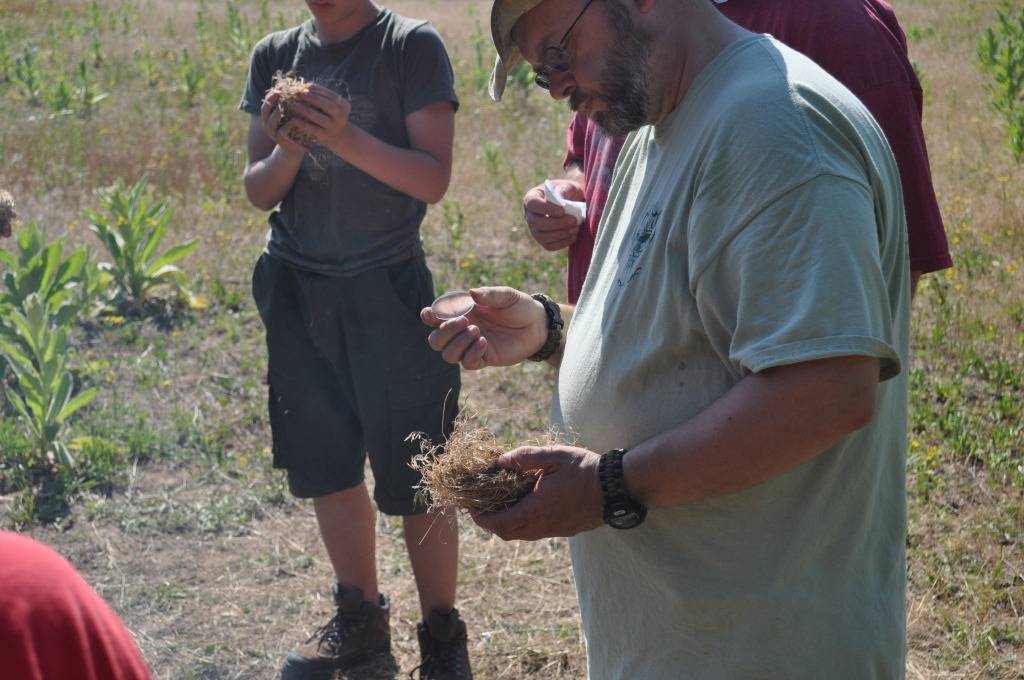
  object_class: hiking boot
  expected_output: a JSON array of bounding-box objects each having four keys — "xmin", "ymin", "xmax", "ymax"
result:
[
  {"xmin": 414, "ymin": 608, "xmax": 473, "ymax": 680},
  {"xmin": 280, "ymin": 584, "xmax": 390, "ymax": 680}
]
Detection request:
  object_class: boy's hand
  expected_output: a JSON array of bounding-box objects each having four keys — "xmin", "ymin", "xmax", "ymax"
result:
[
  {"xmin": 524, "ymin": 179, "xmax": 585, "ymax": 252},
  {"xmin": 420, "ymin": 287, "xmax": 549, "ymax": 371},
  {"xmin": 288, "ymin": 84, "xmax": 353, "ymax": 149},
  {"xmin": 260, "ymin": 91, "xmax": 308, "ymax": 157}
]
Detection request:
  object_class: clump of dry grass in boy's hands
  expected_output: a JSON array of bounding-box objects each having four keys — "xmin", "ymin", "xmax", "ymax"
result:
[
  {"xmin": 269, "ymin": 71, "xmax": 318, "ymax": 147},
  {"xmin": 0, "ymin": 190, "xmax": 16, "ymax": 238},
  {"xmin": 410, "ymin": 419, "xmax": 555, "ymax": 515}
]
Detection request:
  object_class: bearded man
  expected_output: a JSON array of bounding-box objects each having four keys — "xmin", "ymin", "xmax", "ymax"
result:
[{"xmin": 424, "ymin": 1, "xmax": 910, "ymax": 678}]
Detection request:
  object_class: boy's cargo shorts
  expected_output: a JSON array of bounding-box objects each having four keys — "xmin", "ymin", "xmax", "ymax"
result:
[{"xmin": 252, "ymin": 252, "xmax": 460, "ymax": 515}]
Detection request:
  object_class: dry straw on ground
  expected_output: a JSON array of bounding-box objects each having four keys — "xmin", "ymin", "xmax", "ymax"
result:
[
  {"xmin": 270, "ymin": 71, "xmax": 317, "ymax": 147},
  {"xmin": 0, "ymin": 190, "xmax": 16, "ymax": 233},
  {"xmin": 410, "ymin": 418, "xmax": 556, "ymax": 514}
]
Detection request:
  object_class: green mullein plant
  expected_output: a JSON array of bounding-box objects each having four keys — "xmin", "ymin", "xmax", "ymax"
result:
[
  {"xmin": 177, "ymin": 48, "xmax": 206, "ymax": 108},
  {"xmin": 85, "ymin": 178, "xmax": 198, "ymax": 309},
  {"xmin": 0, "ymin": 294, "xmax": 98, "ymax": 469},
  {"xmin": 0, "ymin": 35, "xmax": 13, "ymax": 84},
  {"xmin": 224, "ymin": 0, "xmax": 266, "ymax": 64},
  {"xmin": 73, "ymin": 59, "xmax": 110, "ymax": 115},
  {"xmin": 0, "ymin": 222, "xmax": 107, "ymax": 329},
  {"xmin": 12, "ymin": 46, "xmax": 43, "ymax": 105},
  {"xmin": 979, "ymin": 0, "xmax": 1024, "ymax": 161}
]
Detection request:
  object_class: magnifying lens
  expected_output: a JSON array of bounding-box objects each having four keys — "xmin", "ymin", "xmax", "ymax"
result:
[{"xmin": 431, "ymin": 291, "xmax": 475, "ymax": 320}]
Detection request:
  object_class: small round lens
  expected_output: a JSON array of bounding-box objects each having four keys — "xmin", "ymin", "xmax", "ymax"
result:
[{"xmin": 431, "ymin": 291, "xmax": 475, "ymax": 320}]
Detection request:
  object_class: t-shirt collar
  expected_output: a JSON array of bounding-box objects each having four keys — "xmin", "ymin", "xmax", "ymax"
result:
[{"xmin": 302, "ymin": 8, "xmax": 387, "ymax": 51}]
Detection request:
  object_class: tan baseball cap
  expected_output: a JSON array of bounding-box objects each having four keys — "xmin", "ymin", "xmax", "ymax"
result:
[{"xmin": 488, "ymin": 0, "xmax": 545, "ymax": 101}]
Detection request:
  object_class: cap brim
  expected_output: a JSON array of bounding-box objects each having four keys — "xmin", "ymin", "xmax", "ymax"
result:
[
  {"xmin": 489, "ymin": 0, "xmax": 543, "ymax": 102},
  {"xmin": 489, "ymin": 53, "xmax": 514, "ymax": 102}
]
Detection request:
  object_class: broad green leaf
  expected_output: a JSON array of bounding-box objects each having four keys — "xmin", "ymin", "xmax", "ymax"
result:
[
  {"xmin": 54, "ymin": 248, "xmax": 88, "ymax": 287},
  {"xmin": 0, "ymin": 339, "xmax": 43, "ymax": 394},
  {"xmin": 148, "ymin": 264, "xmax": 185, "ymax": 281},
  {"xmin": 148, "ymin": 240, "xmax": 198, "ymax": 273},
  {"xmin": 52, "ymin": 441, "xmax": 75, "ymax": 468},
  {"xmin": 45, "ymin": 371, "xmax": 73, "ymax": 425},
  {"xmin": 54, "ymin": 303, "xmax": 80, "ymax": 327},
  {"xmin": 56, "ymin": 386, "xmax": 97, "ymax": 424},
  {"xmin": 6, "ymin": 390, "xmax": 34, "ymax": 429},
  {"xmin": 37, "ymin": 241, "xmax": 62, "ymax": 296},
  {"xmin": 140, "ymin": 213, "xmax": 169, "ymax": 265},
  {"xmin": 7, "ymin": 311, "xmax": 40, "ymax": 358}
]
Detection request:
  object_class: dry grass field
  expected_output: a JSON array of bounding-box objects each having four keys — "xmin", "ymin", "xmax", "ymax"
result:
[{"xmin": 0, "ymin": 0, "xmax": 1021, "ymax": 678}]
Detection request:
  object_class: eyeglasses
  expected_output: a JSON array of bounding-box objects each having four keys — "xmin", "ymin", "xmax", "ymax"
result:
[{"xmin": 534, "ymin": 0, "xmax": 596, "ymax": 90}]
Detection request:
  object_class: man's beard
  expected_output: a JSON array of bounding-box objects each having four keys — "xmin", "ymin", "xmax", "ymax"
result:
[{"xmin": 570, "ymin": 3, "xmax": 653, "ymax": 137}]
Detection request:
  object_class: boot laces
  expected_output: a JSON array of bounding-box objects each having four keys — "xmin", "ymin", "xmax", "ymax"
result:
[
  {"xmin": 310, "ymin": 608, "xmax": 363, "ymax": 652},
  {"xmin": 411, "ymin": 633, "xmax": 464, "ymax": 678}
]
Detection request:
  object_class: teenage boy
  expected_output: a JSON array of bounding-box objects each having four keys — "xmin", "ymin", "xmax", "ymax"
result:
[{"xmin": 240, "ymin": 2, "xmax": 471, "ymax": 678}]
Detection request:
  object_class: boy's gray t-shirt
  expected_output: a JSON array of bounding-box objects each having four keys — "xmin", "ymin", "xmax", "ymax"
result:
[
  {"xmin": 240, "ymin": 10, "xmax": 458, "ymax": 275},
  {"xmin": 553, "ymin": 36, "xmax": 911, "ymax": 679}
]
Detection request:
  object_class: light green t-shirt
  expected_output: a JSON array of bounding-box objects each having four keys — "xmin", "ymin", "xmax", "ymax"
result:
[{"xmin": 552, "ymin": 36, "xmax": 910, "ymax": 680}]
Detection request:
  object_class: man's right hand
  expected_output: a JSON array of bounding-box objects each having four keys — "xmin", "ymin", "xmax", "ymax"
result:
[
  {"xmin": 523, "ymin": 179, "xmax": 585, "ymax": 252},
  {"xmin": 260, "ymin": 91, "xmax": 309, "ymax": 158},
  {"xmin": 420, "ymin": 287, "xmax": 548, "ymax": 371}
]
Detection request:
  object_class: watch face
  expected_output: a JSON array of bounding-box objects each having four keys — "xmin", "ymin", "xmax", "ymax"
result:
[{"xmin": 606, "ymin": 504, "xmax": 642, "ymax": 529}]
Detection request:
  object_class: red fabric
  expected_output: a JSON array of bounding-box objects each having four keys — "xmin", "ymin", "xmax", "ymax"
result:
[
  {"xmin": 563, "ymin": 117, "xmax": 625, "ymax": 303},
  {"xmin": 562, "ymin": 0, "xmax": 950, "ymax": 301},
  {"xmin": 0, "ymin": 532, "xmax": 153, "ymax": 680}
]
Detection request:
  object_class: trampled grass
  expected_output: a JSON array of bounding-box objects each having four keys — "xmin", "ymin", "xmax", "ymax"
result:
[{"xmin": 0, "ymin": 0, "xmax": 1021, "ymax": 678}]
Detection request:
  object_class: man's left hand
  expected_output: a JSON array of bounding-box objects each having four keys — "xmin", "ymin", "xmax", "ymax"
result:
[{"xmin": 473, "ymin": 445, "xmax": 604, "ymax": 540}]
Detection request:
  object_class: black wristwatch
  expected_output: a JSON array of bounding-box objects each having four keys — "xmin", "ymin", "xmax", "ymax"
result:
[
  {"xmin": 528, "ymin": 293, "xmax": 564, "ymax": 362},
  {"xmin": 598, "ymin": 449, "xmax": 647, "ymax": 530}
]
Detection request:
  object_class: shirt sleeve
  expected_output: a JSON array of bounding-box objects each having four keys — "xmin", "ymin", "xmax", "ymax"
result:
[
  {"xmin": 692, "ymin": 173, "xmax": 902, "ymax": 382},
  {"xmin": 239, "ymin": 35, "xmax": 277, "ymax": 115},
  {"xmin": 400, "ymin": 23, "xmax": 459, "ymax": 116},
  {"xmin": 564, "ymin": 112, "xmax": 587, "ymax": 172},
  {"xmin": 856, "ymin": 81, "xmax": 951, "ymax": 274}
]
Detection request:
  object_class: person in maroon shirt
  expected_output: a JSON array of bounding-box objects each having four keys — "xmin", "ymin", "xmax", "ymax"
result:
[
  {"xmin": 524, "ymin": 0, "xmax": 951, "ymax": 303},
  {"xmin": 0, "ymin": 532, "xmax": 153, "ymax": 680}
]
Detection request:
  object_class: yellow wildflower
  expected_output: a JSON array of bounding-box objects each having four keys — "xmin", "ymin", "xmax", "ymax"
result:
[{"xmin": 188, "ymin": 295, "xmax": 209, "ymax": 310}]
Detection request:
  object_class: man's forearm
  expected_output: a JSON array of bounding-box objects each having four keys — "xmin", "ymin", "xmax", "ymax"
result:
[
  {"xmin": 244, "ymin": 146, "xmax": 304, "ymax": 211},
  {"xmin": 327, "ymin": 125, "xmax": 449, "ymax": 204},
  {"xmin": 622, "ymin": 356, "xmax": 880, "ymax": 507}
]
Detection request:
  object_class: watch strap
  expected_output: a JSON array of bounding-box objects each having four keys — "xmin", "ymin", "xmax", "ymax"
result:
[
  {"xmin": 528, "ymin": 293, "xmax": 563, "ymax": 362},
  {"xmin": 598, "ymin": 448, "xmax": 647, "ymax": 529},
  {"xmin": 598, "ymin": 448, "xmax": 630, "ymax": 500}
]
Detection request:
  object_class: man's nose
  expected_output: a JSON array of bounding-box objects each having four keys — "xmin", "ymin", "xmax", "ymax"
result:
[{"xmin": 547, "ymin": 70, "xmax": 575, "ymax": 101}]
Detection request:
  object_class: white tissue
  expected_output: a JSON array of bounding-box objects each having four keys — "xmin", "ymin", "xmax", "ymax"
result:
[{"xmin": 544, "ymin": 180, "xmax": 587, "ymax": 225}]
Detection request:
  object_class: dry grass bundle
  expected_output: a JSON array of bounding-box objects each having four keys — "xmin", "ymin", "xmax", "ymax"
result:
[
  {"xmin": 411, "ymin": 419, "xmax": 555, "ymax": 514},
  {"xmin": 0, "ymin": 190, "xmax": 15, "ymax": 234},
  {"xmin": 270, "ymin": 71, "xmax": 317, "ymax": 147}
]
